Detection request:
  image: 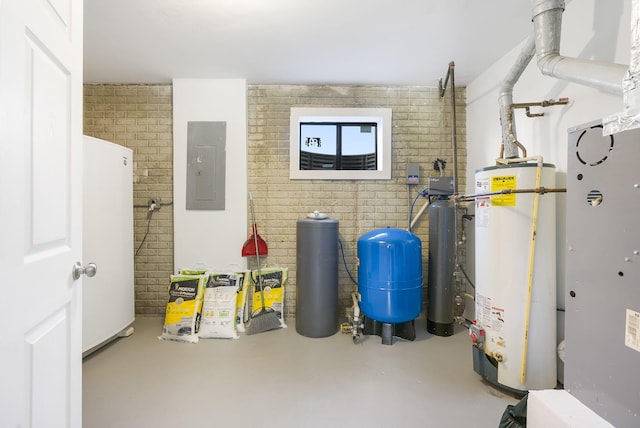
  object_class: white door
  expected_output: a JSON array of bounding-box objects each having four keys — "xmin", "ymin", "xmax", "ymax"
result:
[{"xmin": 0, "ymin": 0, "xmax": 83, "ymax": 426}]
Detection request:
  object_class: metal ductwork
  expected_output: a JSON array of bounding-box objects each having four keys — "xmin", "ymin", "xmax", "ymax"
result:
[
  {"xmin": 623, "ymin": 0, "xmax": 640, "ymax": 109},
  {"xmin": 499, "ymin": 36, "xmax": 536, "ymax": 159},
  {"xmin": 605, "ymin": 0, "xmax": 640, "ymax": 134},
  {"xmin": 532, "ymin": 0, "xmax": 628, "ymax": 96},
  {"xmin": 500, "ymin": 0, "xmax": 640, "ymax": 144}
]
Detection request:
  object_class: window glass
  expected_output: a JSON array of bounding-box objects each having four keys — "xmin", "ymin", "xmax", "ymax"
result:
[
  {"xmin": 289, "ymin": 107, "xmax": 391, "ymax": 180},
  {"xmin": 299, "ymin": 123, "xmax": 377, "ymax": 170}
]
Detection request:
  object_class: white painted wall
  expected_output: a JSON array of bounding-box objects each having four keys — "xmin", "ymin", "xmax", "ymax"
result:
[
  {"xmin": 173, "ymin": 79, "xmax": 248, "ymax": 272},
  {"xmin": 466, "ymin": 0, "xmax": 631, "ymax": 380},
  {"xmin": 468, "ymin": 1, "xmax": 630, "ymax": 185}
]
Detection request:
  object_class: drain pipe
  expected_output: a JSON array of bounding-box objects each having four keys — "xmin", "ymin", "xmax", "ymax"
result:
[
  {"xmin": 439, "ymin": 61, "xmax": 458, "ymax": 194},
  {"xmin": 532, "ymin": 0, "xmax": 627, "ymax": 96},
  {"xmin": 499, "ymin": 36, "xmax": 536, "ymax": 159}
]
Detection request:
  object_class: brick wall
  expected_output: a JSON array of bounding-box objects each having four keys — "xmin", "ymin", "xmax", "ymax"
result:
[
  {"xmin": 83, "ymin": 84, "xmax": 174, "ymax": 316},
  {"xmin": 83, "ymin": 83, "xmax": 466, "ymax": 320},
  {"xmin": 247, "ymin": 85, "xmax": 466, "ymax": 321}
]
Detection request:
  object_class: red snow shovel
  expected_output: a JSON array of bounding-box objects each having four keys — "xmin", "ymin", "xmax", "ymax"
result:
[{"xmin": 241, "ymin": 193, "xmax": 268, "ymax": 257}]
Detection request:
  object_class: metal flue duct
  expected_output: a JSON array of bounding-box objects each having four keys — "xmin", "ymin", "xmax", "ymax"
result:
[
  {"xmin": 499, "ymin": 36, "xmax": 536, "ymax": 159},
  {"xmin": 623, "ymin": 0, "xmax": 640, "ymax": 110},
  {"xmin": 500, "ymin": 0, "xmax": 640, "ymax": 143},
  {"xmin": 532, "ymin": 0, "xmax": 628, "ymax": 96},
  {"xmin": 605, "ymin": 0, "xmax": 640, "ymax": 134}
]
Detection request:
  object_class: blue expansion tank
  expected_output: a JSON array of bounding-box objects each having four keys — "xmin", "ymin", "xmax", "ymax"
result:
[{"xmin": 357, "ymin": 228, "xmax": 422, "ymax": 324}]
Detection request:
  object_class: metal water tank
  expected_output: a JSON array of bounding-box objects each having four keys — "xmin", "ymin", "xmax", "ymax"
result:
[
  {"xmin": 296, "ymin": 217, "xmax": 339, "ymax": 338},
  {"xmin": 427, "ymin": 198, "xmax": 456, "ymax": 336},
  {"xmin": 358, "ymin": 228, "xmax": 422, "ymax": 323},
  {"xmin": 474, "ymin": 162, "xmax": 557, "ymax": 391}
]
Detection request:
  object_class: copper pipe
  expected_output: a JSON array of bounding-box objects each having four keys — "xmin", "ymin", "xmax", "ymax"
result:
[{"xmin": 455, "ymin": 187, "xmax": 566, "ymax": 201}]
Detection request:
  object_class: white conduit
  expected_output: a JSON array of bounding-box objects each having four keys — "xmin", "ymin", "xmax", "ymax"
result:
[
  {"xmin": 410, "ymin": 199, "xmax": 429, "ymax": 231},
  {"xmin": 351, "ymin": 292, "xmax": 361, "ymax": 322}
]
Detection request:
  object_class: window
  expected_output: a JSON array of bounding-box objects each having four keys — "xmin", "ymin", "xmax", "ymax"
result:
[
  {"xmin": 300, "ymin": 122, "xmax": 377, "ymax": 171},
  {"xmin": 290, "ymin": 107, "xmax": 392, "ymax": 180}
]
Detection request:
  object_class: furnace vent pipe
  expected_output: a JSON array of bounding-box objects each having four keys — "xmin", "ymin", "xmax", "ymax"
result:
[
  {"xmin": 439, "ymin": 61, "xmax": 458, "ymax": 194},
  {"xmin": 623, "ymin": 0, "xmax": 640, "ymax": 109},
  {"xmin": 532, "ymin": 0, "xmax": 627, "ymax": 96},
  {"xmin": 605, "ymin": 0, "xmax": 640, "ymax": 134},
  {"xmin": 499, "ymin": 36, "xmax": 536, "ymax": 159}
]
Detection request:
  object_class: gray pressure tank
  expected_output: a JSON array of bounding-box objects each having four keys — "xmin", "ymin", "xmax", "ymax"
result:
[
  {"xmin": 427, "ymin": 198, "xmax": 456, "ymax": 336},
  {"xmin": 295, "ymin": 217, "xmax": 339, "ymax": 337}
]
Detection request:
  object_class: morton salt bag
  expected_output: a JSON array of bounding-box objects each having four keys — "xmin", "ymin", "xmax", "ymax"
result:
[
  {"xmin": 179, "ymin": 268, "xmax": 208, "ymax": 275},
  {"xmin": 159, "ymin": 274, "xmax": 206, "ymax": 343},
  {"xmin": 251, "ymin": 267, "xmax": 288, "ymax": 328},
  {"xmin": 198, "ymin": 273, "xmax": 240, "ymax": 339}
]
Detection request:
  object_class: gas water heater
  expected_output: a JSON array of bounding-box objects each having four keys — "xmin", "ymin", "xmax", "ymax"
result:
[{"xmin": 471, "ymin": 162, "xmax": 557, "ymax": 393}]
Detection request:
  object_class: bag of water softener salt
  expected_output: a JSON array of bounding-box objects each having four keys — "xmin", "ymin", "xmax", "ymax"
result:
[
  {"xmin": 251, "ymin": 267, "xmax": 288, "ymax": 328},
  {"xmin": 180, "ymin": 268, "xmax": 208, "ymax": 275},
  {"xmin": 198, "ymin": 273, "xmax": 241, "ymax": 339},
  {"xmin": 159, "ymin": 274, "xmax": 206, "ymax": 343}
]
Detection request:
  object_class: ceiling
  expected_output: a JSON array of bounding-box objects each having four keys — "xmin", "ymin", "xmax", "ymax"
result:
[{"xmin": 83, "ymin": 0, "xmax": 535, "ymax": 87}]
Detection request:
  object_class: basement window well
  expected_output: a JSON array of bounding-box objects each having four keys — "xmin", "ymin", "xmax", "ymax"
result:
[{"xmin": 289, "ymin": 107, "xmax": 392, "ymax": 180}]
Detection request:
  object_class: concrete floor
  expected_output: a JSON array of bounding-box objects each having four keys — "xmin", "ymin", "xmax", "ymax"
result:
[{"xmin": 83, "ymin": 317, "xmax": 518, "ymax": 428}]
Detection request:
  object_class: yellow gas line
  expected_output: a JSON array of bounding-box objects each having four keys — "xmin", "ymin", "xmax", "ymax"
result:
[
  {"xmin": 520, "ymin": 157, "xmax": 543, "ymax": 384},
  {"xmin": 494, "ymin": 156, "xmax": 544, "ymax": 385}
]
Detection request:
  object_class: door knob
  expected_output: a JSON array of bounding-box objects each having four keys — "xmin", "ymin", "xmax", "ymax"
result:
[{"xmin": 72, "ymin": 262, "xmax": 97, "ymax": 280}]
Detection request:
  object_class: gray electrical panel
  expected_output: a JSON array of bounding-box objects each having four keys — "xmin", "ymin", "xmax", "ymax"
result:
[
  {"xmin": 565, "ymin": 120, "xmax": 640, "ymax": 427},
  {"xmin": 186, "ymin": 121, "xmax": 226, "ymax": 210}
]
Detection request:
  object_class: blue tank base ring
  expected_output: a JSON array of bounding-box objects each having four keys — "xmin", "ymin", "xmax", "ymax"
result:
[
  {"xmin": 362, "ymin": 316, "xmax": 416, "ymax": 345},
  {"xmin": 427, "ymin": 319, "xmax": 454, "ymax": 337}
]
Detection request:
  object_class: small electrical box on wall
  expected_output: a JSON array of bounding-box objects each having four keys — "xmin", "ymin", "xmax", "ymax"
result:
[{"xmin": 406, "ymin": 163, "xmax": 419, "ymax": 184}]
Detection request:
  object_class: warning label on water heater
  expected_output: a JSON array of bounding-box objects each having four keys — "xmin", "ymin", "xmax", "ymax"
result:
[
  {"xmin": 475, "ymin": 178, "xmax": 490, "ymax": 228},
  {"xmin": 476, "ymin": 293, "xmax": 492, "ymax": 328},
  {"xmin": 491, "ymin": 175, "xmax": 517, "ymax": 206},
  {"xmin": 625, "ymin": 309, "xmax": 640, "ymax": 352}
]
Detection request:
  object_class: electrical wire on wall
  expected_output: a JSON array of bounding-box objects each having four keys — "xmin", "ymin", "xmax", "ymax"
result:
[
  {"xmin": 407, "ymin": 183, "xmax": 417, "ymax": 223},
  {"xmin": 458, "ymin": 210, "xmax": 475, "ymax": 290},
  {"xmin": 133, "ymin": 200, "xmax": 174, "ymax": 257},
  {"xmin": 135, "ymin": 209, "xmax": 154, "ymax": 256},
  {"xmin": 338, "ymin": 236, "xmax": 358, "ymax": 285}
]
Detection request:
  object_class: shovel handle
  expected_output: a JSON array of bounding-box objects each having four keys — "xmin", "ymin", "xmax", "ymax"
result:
[{"xmin": 249, "ymin": 192, "xmax": 267, "ymax": 311}]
